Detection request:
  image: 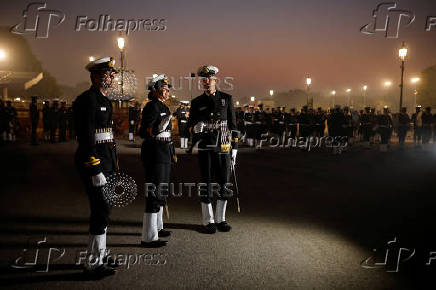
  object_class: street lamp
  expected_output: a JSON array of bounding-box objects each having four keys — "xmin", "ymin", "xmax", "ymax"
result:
[
  {"xmin": 345, "ymin": 88, "xmax": 351, "ymax": 106},
  {"xmin": 236, "ymin": 101, "xmax": 240, "ymax": 106},
  {"xmin": 362, "ymin": 85, "xmax": 368, "ymax": 107},
  {"xmin": 398, "ymin": 41, "xmax": 408, "ymax": 112},
  {"xmin": 306, "ymin": 76, "xmax": 312, "ymax": 108},
  {"xmin": 0, "ymin": 49, "xmax": 6, "ymax": 61},
  {"xmin": 117, "ymin": 36, "xmax": 126, "ymax": 101},
  {"xmin": 331, "ymin": 90, "xmax": 336, "ymax": 107},
  {"xmin": 411, "ymin": 77, "xmax": 420, "ymax": 108},
  {"xmin": 269, "ymin": 90, "xmax": 274, "ymax": 97},
  {"xmin": 250, "ymin": 96, "xmax": 256, "ymax": 102},
  {"xmin": 383, "ymin": 81, "xmax": 392, "ymax": 107}
]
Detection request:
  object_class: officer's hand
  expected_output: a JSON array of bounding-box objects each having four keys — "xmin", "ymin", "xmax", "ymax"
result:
[
  {"xmin": 231, "ymin": 149, "xmax": 237, "ymax": 166},
  {"xmin": 193, "ymin": 122, "xmax": 205, "ymax": 133},
  {"xmin": 158, "ymin": 115, "xmax": 172, "ymax": 132},
  {"xmin": 92, "ymin": 172, "xmax": 107, "ymax": 187}
]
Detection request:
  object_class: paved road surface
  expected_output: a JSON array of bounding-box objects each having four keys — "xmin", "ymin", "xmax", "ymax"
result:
[{"xmin": 0, "ymin": 140, "xmax": 433, "ymax": 289}]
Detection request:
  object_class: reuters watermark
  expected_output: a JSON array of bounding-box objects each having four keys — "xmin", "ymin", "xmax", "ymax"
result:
[
  {"xmin": 144, "ymin": 76, "xmax": 235, "ymax": 92},
  {"xmin": 144, "ymin": 182, "xmax": 234, "ymax": 199}
]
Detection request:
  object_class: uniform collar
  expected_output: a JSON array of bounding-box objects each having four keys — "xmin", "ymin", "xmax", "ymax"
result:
[
  {"xmin": 91, "ymin": 85, "xmax": 106, "ymax": 97},
  {"xmin": 205, "ymin": 90, "xmax": 217, "ymax": 97}
]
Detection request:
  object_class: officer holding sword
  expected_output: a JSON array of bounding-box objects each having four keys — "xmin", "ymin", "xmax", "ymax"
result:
[{"xmin": 188, "ymin": 65, "xmax": 239, "ymax": 234}]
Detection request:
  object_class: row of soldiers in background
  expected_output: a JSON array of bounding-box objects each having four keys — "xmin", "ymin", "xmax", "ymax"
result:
[
  {"xmin": 0, "ymin": 99, "xmax": 18, "ymax": 143},
  {"xmin": 30, "ymin": 97, "xmax": 74, "ymax": 145},
  {"xmin": 234, "ymin": 104, "xmax": 436, "ymax": 152}
]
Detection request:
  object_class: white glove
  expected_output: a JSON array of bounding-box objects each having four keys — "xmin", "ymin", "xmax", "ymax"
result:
[
  {"xmin": 158, "ymin": 115, "xmax": 172, "ymax": 132},
  {"xmin": 193, "ymin": 122, "xmax": 205, "ymax": 133},
  {"xmin": 231, "ymin": 149, "xmax": 237, "ymax": 166},
  {"xmin": 91, "ymin": 172, "xmax": 107, "ymax": 187}
]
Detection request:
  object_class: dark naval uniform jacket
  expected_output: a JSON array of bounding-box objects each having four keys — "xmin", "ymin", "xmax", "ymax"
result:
[
  {"xmin": 73, "ymin": 86, "xmax": 117, "ymax": 177},
  {"xmin": 188, "ymin": 90, "xmax": 238, "ymax": 152},
  {"xmin": 139, "ymin": 98, "xmax": 173, "ymax": 164}
]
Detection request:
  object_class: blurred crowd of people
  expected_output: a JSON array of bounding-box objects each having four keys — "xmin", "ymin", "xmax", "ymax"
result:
[
  {"xmin": 230, "ymin": 104, "xmax": 436, "ymax": 152},
  {"xmin": 0, "ymin": 97, "xmax": 75, "ymax": 145},
  {"xmin": 2, "ymin": 96, "xmax": 435, "ymax": 153}
]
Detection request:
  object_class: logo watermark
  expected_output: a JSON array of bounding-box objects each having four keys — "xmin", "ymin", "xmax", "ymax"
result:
[
  {"xmin": 10, "ymin": 2, "xmax": 65, "ymax": 39},
  {"xmin": 361, "ymin": 237, "xmax": 417, "ymax": 272},
  {"xmin": 145, "ymin": 182, "xmax": 234, "ymax": 199},
  {"xmin": 75, "ymin": 15, "xmax": 166, "ymax": 34},
  {"xmin": 256, "ymin": 132, "xmax": 348, "ymax": 151},
  {"xmin": 10, "ymin": 2, "xmax": 167, "ymax": 39},
  {"xmin": 10, "ymin": 236, "xmax": 167, "ymax": 272},
  {"xmin": 361, "ymin": 2, "xmax": 436, "ymax": 38},
  {"xmin": 145, "ymin": 76, "xmax": 235, "ymax": 92}
]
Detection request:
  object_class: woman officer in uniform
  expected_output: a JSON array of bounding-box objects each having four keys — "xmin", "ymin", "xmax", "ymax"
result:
[{"xmin": 139, "ymin": 74, "xmax": 175, "ymax": 248}]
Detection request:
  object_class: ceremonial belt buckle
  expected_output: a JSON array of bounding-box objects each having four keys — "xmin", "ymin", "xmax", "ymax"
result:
[
  {"xmin": 221, "ymin": 143, "xmax": 231, "ymax": 153},
  {"xmin": 155, "ymin": 130, "xmax": 172, "ymax": 142},
  {"xmin": 155, "ymin": 136, "xmax": 172, "ymax": 142},
  {"xmin": 95, "ymin": 128, "xmax": 114, "ymax": 144}
]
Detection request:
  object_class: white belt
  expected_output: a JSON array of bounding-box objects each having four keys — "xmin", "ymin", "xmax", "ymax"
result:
[
  {"xmin": 180, "ymin": 120, "xmax": 187, "ymax": 123},
  {"xmin": 156, "ymin": 131, "xmax": 171, "ymax": 138},
  {"xmin": 95, "ymin": 131, "xmax": 114, "ymax": 143}
]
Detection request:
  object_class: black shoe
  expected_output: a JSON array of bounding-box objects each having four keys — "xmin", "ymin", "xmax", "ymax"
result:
[
  {"xmin": 216, "ymin": 221, "xmax": 232, "ymax": 232},
  {"xmin": 140, "ymin": 240, "xmax": 168, "ymax": 248},
  {"xmin": 83, "ymin": 265, "xmax": 116, "ymax": 279},
  {"xmin": 203, "ymin": 223, "xmax": 217, "ymax": 234},
  {"xmin": 102, "ymin": 256, "xmax": 121, "ymax": 268},
  {"xmin": 158, "ymin": 229, "xmax": 171, "ymax": 238}
]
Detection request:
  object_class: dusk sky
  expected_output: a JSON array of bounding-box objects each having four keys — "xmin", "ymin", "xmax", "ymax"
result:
[{"xmin": 1, "ymin": 0, "xmax": 436, "ymax": 100}]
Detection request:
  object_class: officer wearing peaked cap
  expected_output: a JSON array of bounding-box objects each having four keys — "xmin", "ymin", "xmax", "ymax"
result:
[
  {"xmin": 377, "ymin": 106, "xmax": 393, "ymax": 152},
  {"xmin": 174, "ymin": 100, "xmax": 190, "ymax": 149},
  {"xmin": 187, "ymin": 65, "xmax": 239, "ymax": 234},
  {"xmin": 73, "ymin": 57, "xmax": 119, "ymax": 278},
  {"xmin": 138, "ymin": 74, "xmax": 175, "ymax": 248}
]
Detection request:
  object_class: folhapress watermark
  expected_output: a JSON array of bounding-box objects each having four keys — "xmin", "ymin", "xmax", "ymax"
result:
[
  {"xmin": 257, "ymin": 132, "xmax": 348, "ymax": 151},
  {"xmin": 10, "ymin": 3, "xmax": 65, "ymax": 39},
  {"xmin": 361, "ymin": 2, "xmax": 436, "ymax": 38},
  {"xmin": 10, "ymin": 237, "xmax": 167, "ymax": 272},
  {"xmin": 75, "ymin": 15, "xmax": 166, "ymax": 34},
  {"xmin": 10, "ymin": 2, "xmax": 167, "ymax": 39}
]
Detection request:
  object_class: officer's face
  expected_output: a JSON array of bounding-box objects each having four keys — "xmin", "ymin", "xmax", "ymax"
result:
[
  {"xmin": 92, "ymin": 70, "xmax": 115, "ymax": 89},
  {"xmin": 201, "ymin": 76, "xmax": 217, "ymax": 92},
  {"xmin": 159, "ymin": 85, "xmax": 170, "ymax": 101},
  {"xmin": 103, "ymin": 71, "xmax": 115, "ymax": 87}
]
